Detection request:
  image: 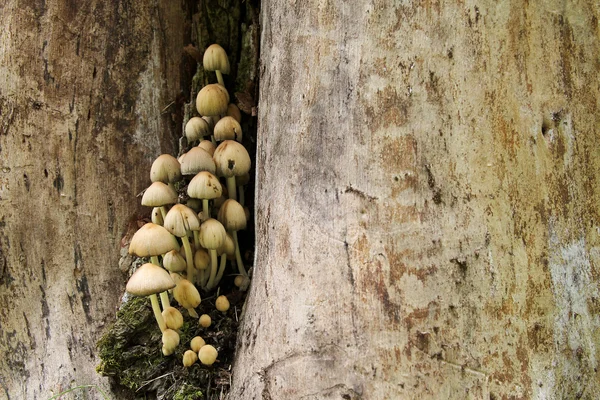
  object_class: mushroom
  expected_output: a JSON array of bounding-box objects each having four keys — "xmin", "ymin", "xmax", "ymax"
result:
[
  {"xmin": 215, "ymin": 295, "xmax": 230, "ymax": 313},
  {"xmin": 162, "ymin": 249, "xmax": 187, "ymax": 273},
  {"xmin": 187, "ymin": 170, "xmax": 222, "ymax": 219},
  {"xmin": 194, "ymin": 247, "xmax": 210, "ymax": 287},
  {"xmin": 162, "ymin": 328, "xmax": 180, "ymax": 355},
  {"xmin": 196, "ymin": 84, "xmax": 228, "ymax": 120},
  {"xmin": 126, "ymin": 263, "xmax": 176, "ymax": 332},
  {"xmin": 150, "ymin": 154, "xmax": 181, "ymax": 186},
  {"xmin": 213, "ymin": 233, "xmax": 235, "ymax": 288},
  {"xmin": 213, "ymin": 116, "xmax": 242, "ymax": 142},
  {"xmin": 185, "ymin": 117, "xmax": 210, "ymax": 144},
  {"xmin": 183, "ymin": 350, "xmax": 198, "ymax": 367},
  {"xmin": 199, "ymin": 314, "xmax": 211, "ymax": 328},
  {"xmin": 151, "ymin": 207, "xmax": 164, "ymax": 226},
  {"xmin": 173, "ymin": 278, "xmax": 201, "ymax": 318},
  {"xmin": 203, "ymin": 44, "xmax": 230, "ymax": 86},
  {"xmin": 198, "ymin": 345, "xmax": 218, "ymax": 366},
  {"xmin": 190, "ymin": 336, "xmax": 206, "ymax": 352},
  {"xmin": 141, "ymin": 181, "xmax": 178, "ymax": 220},
  {"xmin": 164, "ymin": 204, "xmax": 201, "ymax": 282},
  {"xmin": 199, "ymin": 218, "xmax": 227, "ymax": 289},
  {"xmin": 217, "ymin": 199, "xmax": 248, "ymax": 277},
  {"xmin": 227, "ymin": 103, "xmax": 242, "ymax": 123},
  {"xmin": 162, "ymin": 306, "xmax": 184, "ymax": 331},
  {"xmin": 213, "ymin": 140, "xmax": 251, "ymax": 202},
  {"xmin": 179, "ymin": 147, "xmax": 216, "ymax": 176},
  {"xmin": 198, "ymin": 140, "xmax": 216, "ymax": 156}
]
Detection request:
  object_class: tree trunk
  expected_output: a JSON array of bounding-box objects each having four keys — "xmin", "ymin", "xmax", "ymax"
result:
[
  {"xmin": 230, "ymin": 1, "xmax": 600, "ymax": 399},
  {"xmin": 0, "ymin": 1, "xmax": 187, "ymax": 398}
]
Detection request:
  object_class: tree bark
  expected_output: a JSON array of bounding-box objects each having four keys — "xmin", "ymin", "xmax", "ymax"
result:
[
  {"xmin": 0, "ymin": 1, "xmax": 187, "ymax": 398},
  {"xmin": 230, "ymin": 1, "xmax": 600, "ymax": 399}
]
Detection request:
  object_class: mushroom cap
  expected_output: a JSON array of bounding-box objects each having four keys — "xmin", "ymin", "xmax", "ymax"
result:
[
  {"xmin": 141, "ymin": 181, "xmax": 178, "ymax": 207},
  {"xmin": 215, "ymin": 295, "xmax": 230, "ymax": 312},
  {"xmin": 126, "ymin": 263, "xmax": 176, "ymax": 296},
  {"xmin": 179, "ymin": 147, "xmax": 216, "ymax": 176},
  {"xmin": 173, "ymin": 279, "xmax": 201, "ymax": 309},
  {"xmin": 218, "ymin": 233, "xmax": 235, "ymax": 258},
  {"xmin": 203, "ymin": 44, "xmax": 230, "ymax": 74},
  {"xmin": 163, "ymin": 249, "xmax": 187, "ymax": 273},
  {"xmin": 227, "ymin": 103, "xmax": 242, "ymax": 123},
  {"xmin": 217, "ymin": 199, "xmax": 247, "ymax": 231},
  {"xmin": 194, "ymin": 248, "xmax": 210, "ymax": 271},
  {"xmin": 199, "ymin": 314, "xmax": 211, "ymax": 328},
  {"xmin": 162, "ymin": 328, "xmax": 180, "ymax": 353},
  {"xmin": 129, "ymin": 223, "xmax": 180, "ymax": 257},
  {"xmin": 185, "ymin": 117, "xmax": 210, "ymax": 143},
  {"xmin": 213, "ymin": 140, "xmax": 251, "ymax": 178},
  {"xmin": 164, "ymin": 204, "xmax": 201, "ymax": 237},
  {"xmin": 198, "ymin": 345, "xmax": 218, "ymax": 366},
  {"xmin": 188, "ymin": 171, "xmax": 222, "ymax": 200},
  {"xmin": 213, "ymin": 116, "xmax": 242, "ymax": 142},
  {"xmin": 199, "ymin": 218, "xmax": 226, "ymax": 250},
  {"xmin": 196, "ymin": 84, "xmax": 228, "ymax": 117},
  {"xmin": 162, "ymin": 307, "xmax": 184, "ymax": 330},
  {"xmin": 183, "ymin": 349, "xmax": 199, "ymax": 367},
  {"xmin": 198, "ymin": 140, "xmax": 216, "ymax": 156},
  {"xmin": 150, "ymin": 154, "xmax": 182, "ymax": 184},
  {"xmin": 151, "ymin": 207, "xmax": 164, "ymax": 225},
  {"xmin": 190, "ymin": 336, "xmax": 206, "ymax": 352}
]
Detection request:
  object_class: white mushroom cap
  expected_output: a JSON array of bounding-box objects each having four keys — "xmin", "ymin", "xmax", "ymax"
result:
[
  {"xmin": 198, "ymin": 140, "xmax": 216, "ymax": 156},
  {"xmin": 199, "ymin": 218, "xmax": 226, "ymax": 250},
  {"xmin": 164, "ymin": 204, "xmax": 201, "ymax": 237},
  {"xmin": 163, "ymin": 250, "xmax": 187, "ymax": 273},
  {"xmin": 150, "ymin": 154, "xmax": 181, "ymax": 184},
  {"xmin": 185, "ymin": 117, "xmax": 210, "ymax": 143},
  {"xmin": 203, "ymin": 44, "xmax": 230, "ymax": 74},
  {"xmin": 188, "ymin": 171, "xmax": 222, "ymax": 200},
  {"xmin": 198, "ymin": 344, "xmax": 218, "ymax": 366},
  {"xmin": 173, "ymin": 279, "xmax": 201, "ymax": 309},
  {"xmin": 126, "ymin": 263, "xmax": 176, "ymax": 296},
  {"xmin": 196, "ymin": 84, "xmax": 228, "ymax": 117},
  {"xmin": 179, "ymin": 147, "xmax": 216, "ymax": 176},
  {"xmin": 141, "ymin": 181, "xmax": 178, "ymax": 207},
  {"xmin": 217, "ymin": 199, "xmax": 247, "ymax": 231},
  {"xmin": 129, "ymin": 223, "xmax": 180, "ymax": 257},
  {"xmin": 213, "ymin": 116, "xmax": 242, "ymax": 142},
  {"xmin": 213, "ymin": 140, "xmax": 251, "ymax": 178}
]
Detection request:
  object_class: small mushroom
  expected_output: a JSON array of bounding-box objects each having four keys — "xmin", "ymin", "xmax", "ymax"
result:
[
  {"xmin": 190, "ymin": 336, "xmax": 206, "ymax": 352},
  {"xmin": 162, "ymin": 329, "xmax": 180, "ymax": 355},
  {"xmin": 162, "ymin": 306, "xmax": 184, "ymax": 330},
  {"xmin": 141, "ymin": 181, "xmax": 178, "ymax": 220},
  {"xmin": 203, "ymin": 44, "xmax": 230, "ymax": 86},
  {"xmin": 188, "ymin": 171, "xmax": 222, "ymax": 219},
  {"xmin": 199, "ymin": 314, "xmax": 211, "ymax": 328},
  {"xmin": 199, "ymin": 218, "xmax": 227, "ymax": 289},
  {"xmin": 164, "ymin": 204, "xmax": 201, "ymax": 282},
  {"xmin": 173, "ymin": 278, "xmax": 201, "ymax": 318},
  {"xmin": 198, "ymin": 345, "xmax": 218, "ymax": 366},
  {"xmin": 217, "ymin": 199, "xmax": 248, "ymax": 277},
  {"xmin": 213, "ymin": 116, "xmax": 242, "ymax": 142},
  {"xmin": 213, "ymin": 140, "xmax": 251, "ymax": 202},
  {"xmin": 215, "ymin": 295, "xmax": 230, "ymax": 313},
  {"xmin": 150, "ymin": 154, "xmax": 182, "ymax": 185},
  {"xmin": 185, "ymin": 117, "xmax": 210, "ymax": 144},
  {"xmin": 183, "ymin": 349, "xmax": 198, "ymax": 367}
]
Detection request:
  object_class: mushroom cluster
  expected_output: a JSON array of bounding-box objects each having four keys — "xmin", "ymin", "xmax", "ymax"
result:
[{"xmin": 123, "ymin": 43, "xmax": 252, "ymax": 361}]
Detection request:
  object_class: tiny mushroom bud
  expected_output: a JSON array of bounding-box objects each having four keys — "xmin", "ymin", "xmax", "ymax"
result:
[
  {"xmin": 198, "ymin": 344, "xmax": 218, "ymax": 366},
  {"xmin": 163, "ymin": 250, "xmax": 187, "ymax": 273},
  {"xmin": 185, "ymin": 117, "xmax": 210, "ymax": 144},
  {"xmin": 173, "ymin": 279, "xmax": 201, "ymax": 318},
  {"xmin": 215, "ymin": 295, "xmax": 230, "ymax": 313},
  {"xmin": 183, "ymin": 350, "xmax": 198, "ymax": 367},
  {"xmin": 162, "ymin": 306, "xmax": 184, "ymax": 330},
  {"xmin": 199, "ymin": 314, "xmax": 212, "ymax": 328},
  {"xmin": 190, "ymin": 336, "xmax": 206, "ymax": 352},
  {"xmin": 151, "ymin": 207, "xmax": 164, "ymax": 225},
  {"xmin": 162, "ymin": 329, "xmax": 180, "ymax": 354}
]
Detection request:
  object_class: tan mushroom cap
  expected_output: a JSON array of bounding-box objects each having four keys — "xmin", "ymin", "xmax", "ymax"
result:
[
  {"xmin": 164, "ymin": 204, "xmax": 201, "ymax": 238},
  {"xmin": 179, "ymin": 147, "xmax": 216, "ymax": 176},
  {"xmin": 188, "ymin": 171, "xmax": 222, "ymax": 200},
  {"xmin": 141, "ymin": 181, "xmax": 178, "ymax": 207},
  {"xmin": 162, "ymin": 307, "xmax": 184, "ymax": 330},
  {"xmin": 213, "ymin": 140, "xmax": 251, "ymax": 178},
  {"xmin": 183, "ymin": 350, "xmax": 198, "ymax": 367},
  {"xmin": 198, "ymin": 140, "xmax": 216, "ymax": 156},
  {"xmin": 217, "ymin": 199, "xmax": 247, "ymax": 231},
  {"xmin": 126, "ymin": 263, "xmax": 176, "ymax": 296},
  {"xmin": 150, "ymin": 154, "xmax": 181, "ymax": 184},
  {"xmin": 215, "ymin": 295, "xmax": 230, "ymax": 312},
  {"xmin": 173, "ymin": 279, "xmax": 201, "ymax": 309},
  {"xmin": 199, "ymin": 218, "xmax": 226, "ymax": 250},
  {"xmin": 163, "ymin": 250, "xmax": 187, "ymax": 273},
  {"xmin": 213, "ymin": 116, "xmax": 242, "ymax": 142},
  {"xmin": 194, "ymin": 248, "xmax": 210, "ymax": 271},
  {"xmin": 218, "ymin": 233, "xmax": 235, "ymax": 258},
  {"xmin": 203, "ymin": 44, "xmax": 230, "ymax": 74},
  {"xmin": 198, "ymin": 344, "xmax": 218, "ymax": 366},
  {"xmin": 151, "ymin": 207, "xmax": 164, "ymax": 225},
  {"xmin": 185, "ymin": 117, "xmax": 210, "ymax": 143},
  {"xmin": 129, "ymin": 223, "xmax": 180, "ymax": 257},
  {"xmin": 162, "ymin": 328, "xmax": 180, "ymax": 353},
  {"xmin": 190, "ymin": 336, "xmax": 206, "ymax": 352},
  {"xmin": 196, "ymin": 84, "xmax": 228, "ymax": 117},
  {"xmin": 227, "ymin": 103, "xmax": 242, "ymax": 123}
]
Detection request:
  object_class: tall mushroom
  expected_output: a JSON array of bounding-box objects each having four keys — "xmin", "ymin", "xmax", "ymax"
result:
[
  {"xmin": 141, "ymin": 181, "xmax": 178, "ymax": 220},
  {"xmin": 126, "ymin": 263, "xmax": 176, "ymax": 332},
  {"xmin": 163, "ymin": 204, "xmax": 201, "ymax": 282},
  {"xmin": 217, "ymin": 199, "xmax": 248, "ymax": 277},
  {"xmin": 199, "ymin": 218, "xmax": 227, "ymax": 289},
  {"xmin": 213, "ymin": 140, "xmax": 251, "ymax": 202},
  {"xmin": 150, "ymin": 154, "xmax": 182, "ymax": 188},
  {"xmin": 187, "ymin": 171, "xmax": 222, "ymax": 219},
  {"xmin": 203, "ymin": 44, "xmax": 230, "ymax": 86}
]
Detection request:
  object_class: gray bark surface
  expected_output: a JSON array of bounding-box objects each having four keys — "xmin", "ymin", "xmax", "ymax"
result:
[
  {"xmin": 230, "ymin": 1, "xmax": 600, "ymax": 399},
  {"xmin": 0, "ymin": 1, "xmax": 186, "ymax": 398}
]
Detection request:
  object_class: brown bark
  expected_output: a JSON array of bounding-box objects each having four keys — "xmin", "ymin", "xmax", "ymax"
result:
[
  {"xmin": 230, "ymin": 1, "xmax": 600, "ymax": 399},
  {"xmin": 0, "ymin": 1, "xmax": 187, "ymax": 398}
]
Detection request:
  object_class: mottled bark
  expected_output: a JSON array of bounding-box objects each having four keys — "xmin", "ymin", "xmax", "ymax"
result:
[
  {"xmin": 0, "ymin": 1, "xmax": 187, "ymax": 398},
  {"xmin": 230, "ymin": 1, "xmax": 600, "ymax": 399}
]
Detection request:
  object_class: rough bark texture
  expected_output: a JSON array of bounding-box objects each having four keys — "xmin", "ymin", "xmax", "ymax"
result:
[
  {"xmin": 230, "ymin": 1, "xmax": 600, "ymax": 399},
  {"xmin": 0, "ymin": 1, "xmax": 187, "ymax": 398}
]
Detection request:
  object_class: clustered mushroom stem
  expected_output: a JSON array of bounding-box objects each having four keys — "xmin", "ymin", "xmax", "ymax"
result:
[
  {"xmin": 226, "ymin": 177, "xmax": 237, "ymax": 201},
  {"xmin": 193, "ymin": 231, "xmax": 201, "ymax": 250},
  {"xmin": 215, "ymin": 70, "xmax": 224, "ymax": 86},
  {"xmin": 150, "ymin": 294, "xmax": 167, "ymax": 332},
  {"xmin": 182, "ymin": 235, "xmax": 195, "ymax": 282},
  {"xmin": 151, "ymin": 256, "xmax": 160, "ymax": 266},
  {"xmin": 202, "ymin": 199, "xmax": 210, "ymax": 219},
  {"xmin": 159, "ymin": 206, "xmax": 168, "ymax": 221},
  {"xmin": 232, "ymin": 230, "xmax": 247, "ymax": 276},
  {"xmin": 206, "ymin": 249, "xmax": 219, "ymax": 289},
  {"xmin": 214, "ymin": 254, "xmax": 227, "ymax": 287},
  {"xmin": 160, "ymin": 291, "xmax": 171, "ymax": 308}
]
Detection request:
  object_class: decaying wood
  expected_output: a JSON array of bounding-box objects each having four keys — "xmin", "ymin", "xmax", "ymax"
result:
[
  {"xmin": 230, "ymin": 1, "xmax": 600, "ymax": 399},
  {"xmin": 0, "ymin": 1, "xmax": 187, "ymax": 398}
]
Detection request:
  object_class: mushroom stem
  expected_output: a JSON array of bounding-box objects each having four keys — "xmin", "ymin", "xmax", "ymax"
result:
[
  {"xmin": 182, "ymin": 235, "xmax": 195, "ymax": 283},
  {"xmin": 206, "ymin": 249, "xmax": 219, "ymax": 289},
  {"xmin": 159, "ymin": 206, "xmax": 168, "ymax": 221},
  {"xmin": 150, "ymin": 294, "xmax": 167, "ymax": 332},
  {"xmin": 202, "ymin": 199, "xmax": 210, "ymax": 219},
  {"xmin": 160, "ymin": 292, "xmax": 171, "ymax": 308},
  {"xmin": 226, "ymin": 177, "xmax": 237, "ymax": 201},
  {"xmin": 193, "ymin": 231, "xmax": 200, "ymax": 250},
  {"xmin": 238, "ymin": 186, "xmax": 245, "ymax": 206},
  {"xmin": 232, "ymin": 230, "xmax": 247, "ymax": 276},
  {"xmin": 151, "ymin": 256, "xmax": 160, "ymax": 266},
  {"xmin": 187, "ymin": 308, "xmax": 199, "ymax": 318},
  {"xmin": 214, "ymin": 253, "xmax": 227, "ymax": 288},
  {"xmin": 215, "ymin": 70, "xmax": 224, "ymax": 86}
]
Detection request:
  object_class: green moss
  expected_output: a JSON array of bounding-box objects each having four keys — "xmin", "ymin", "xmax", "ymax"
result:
[{"xmin": 173, "ymin": 384, "xmax": 203, "ymax": 400}]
